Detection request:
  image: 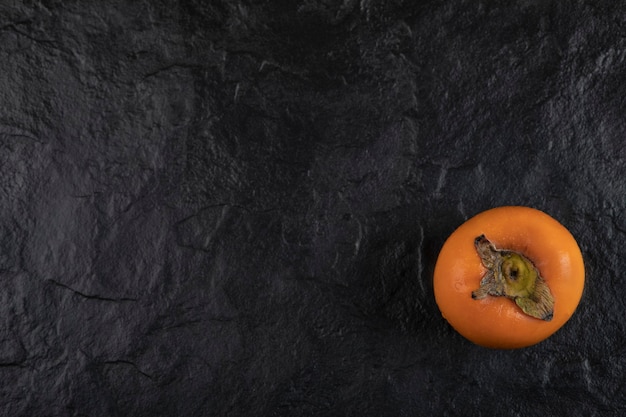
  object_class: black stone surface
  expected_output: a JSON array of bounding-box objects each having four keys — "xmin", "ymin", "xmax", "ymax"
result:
[{"xmin": 1, "ymin": 1, "xmax": 625, "ymax": 416}]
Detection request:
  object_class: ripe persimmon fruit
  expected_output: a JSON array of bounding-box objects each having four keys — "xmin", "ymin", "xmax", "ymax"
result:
[{"xmin": 433, "ymin": 206, "xmax": 584, "ymax": 349}]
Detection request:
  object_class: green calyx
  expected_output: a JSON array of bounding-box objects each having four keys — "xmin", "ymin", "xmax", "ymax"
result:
[{"xmin": 471, "ymin": 235, "xmax": 554, "ymax": 321}]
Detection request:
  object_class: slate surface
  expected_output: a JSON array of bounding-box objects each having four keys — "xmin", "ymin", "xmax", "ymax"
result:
[{"xmin": 1, "ymin": 1, "xmax": 625, "ymax": 416}]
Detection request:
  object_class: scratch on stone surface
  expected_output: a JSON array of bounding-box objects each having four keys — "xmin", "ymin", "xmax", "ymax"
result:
[
  {"xmin": 330, "ymin": 250, "xmax": 340, "ymax": 270},
  {"xmin": 69, "ymin": 192, "xmax": 102, "ymax": 200},
  {"xmin": 103, "ymin": 360, "xmax": 154, "ymax": 380},
  {"xmin": 541, "ymin": 358, "xmax": 553, "ymax": 388},
  {"xmin": 0, "ymin": 19, "xmax": 32, "ymax": 30},
  {"xmin": 172, "ymin": 204, "xmax": 231, "ymax": 225},
  {"xmin": 222, "ymin": 46, "xmax": 309, "ymax": 81},
  {"xmin": 457, "ymin": 200, "xmax": 467, "ymax": 220},
  {"xmin": 416, "ymin": 224, "xmax": 425, "ymax": 296},
  {"xmin": 147, "ymin": 315, "xmax": 237, "ymax": 335},
  {"xmin": 0, "ymin": 361, "xmax": 27, "ymax": 369},
  {"xmin": 0, "ymin": 124, "xmax": 41, "ymax": 143},
  {"xmin": 435, "ymin": 165, "xmax": 447, "ymax": 196},
  {"xmin": 353, "ymin": 217, "xmax": 363, "ymax": 256},
  {"xmin": 141, "ymin": 63, "xmax": 203, "ymax": 80},
  {"xmin": 582, "ymin": 358, "xmax": 593, "ymax": 391},
  {"xmin": 47, "ymin": 279, "xmax": 138, "ymax": 302},
  {"xmin": 173, "ymin": 204, "xmax": 233, "ymax": 252},
  {"xmin": 234, "ymin": 83, "xmax": 240, "ymax": 102},
  {"xmin": 0, "ymin": 21, "xmax": 59, "ymax": 50}
]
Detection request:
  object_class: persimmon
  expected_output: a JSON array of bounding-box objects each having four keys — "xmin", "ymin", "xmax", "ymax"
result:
[{"xmin": 433, "ymin": 206, "xmax": 584, "ymax": 349}]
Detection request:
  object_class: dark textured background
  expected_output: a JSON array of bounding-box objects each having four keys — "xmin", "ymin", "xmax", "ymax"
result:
[{"xmin": 1, "ymin": 1, "xmax": 625, "ymax": 416}]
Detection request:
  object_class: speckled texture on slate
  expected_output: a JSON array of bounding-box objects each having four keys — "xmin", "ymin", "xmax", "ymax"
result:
[{"xmin": 1, "ymin": 1, "xmax": 625, "ymax": 416}]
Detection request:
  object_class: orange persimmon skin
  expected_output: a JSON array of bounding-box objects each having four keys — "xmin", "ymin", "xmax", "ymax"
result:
[{"xmin": 433, "ymin": 206, "xmax": 585, "ymax": 349}]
